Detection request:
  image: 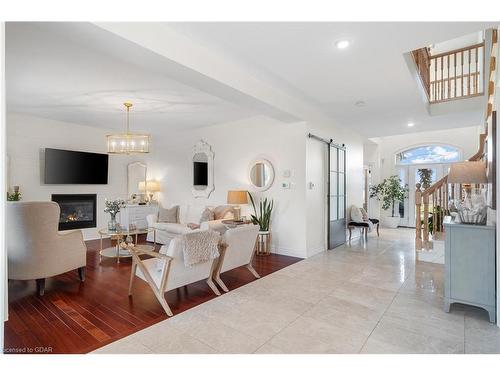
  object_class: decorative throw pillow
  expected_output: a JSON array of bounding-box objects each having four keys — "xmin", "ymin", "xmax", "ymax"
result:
[
  {"xmin": 213, "ymin": 205, "xmax": 235, "ymax": 220},
  {"xmin": 158, "ymin": 205, "xmax": 179, "ymax": 223},
  {"xmin": 359, "ymin": 207, "xmax": 369, "ymax": 221},
  {"xmin": 350, "ymin": 206, "xmax": 364, "ymax": 223},
  {"xmin": 199, "ymin": 207, "xmax": 215, "ymax": 223}
]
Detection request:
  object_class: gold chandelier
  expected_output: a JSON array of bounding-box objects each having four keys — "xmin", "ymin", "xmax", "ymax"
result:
[{"xmin": 107, "ymin": 102, "xmax": 150, "ymax": 154}]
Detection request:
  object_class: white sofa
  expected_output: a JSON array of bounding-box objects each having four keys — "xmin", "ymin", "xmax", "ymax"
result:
[
  {"xmin": 146, "ymin": 204, "xmax": 234, "ymax": 244},
  {"xmin": 212, "ymin": 224, "xmax": 260, "ymax": 292},
  {"xmin": 129, "ymin": 232, "xmax": 221, "ymax": 316}
]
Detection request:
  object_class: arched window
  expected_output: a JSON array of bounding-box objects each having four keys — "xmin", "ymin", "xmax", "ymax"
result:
[{"xmin": 396, "ymin": 144, "xmax": 461, "ymax": 165}]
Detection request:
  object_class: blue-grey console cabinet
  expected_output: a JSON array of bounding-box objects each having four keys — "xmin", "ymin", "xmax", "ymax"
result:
[{"xmin": 444, "ymin": 221, "xmax": 496, "ymax": 323}]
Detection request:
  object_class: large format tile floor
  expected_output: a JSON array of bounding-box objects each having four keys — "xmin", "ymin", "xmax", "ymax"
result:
[{"xmin": 93, "ymin": 228, "xmax": 500, "ymax": 354}]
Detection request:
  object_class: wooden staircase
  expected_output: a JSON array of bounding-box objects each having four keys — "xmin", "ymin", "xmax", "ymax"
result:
[{"xmin": 414, "ymin": 28, "xmax": 498, "ymax": 255}]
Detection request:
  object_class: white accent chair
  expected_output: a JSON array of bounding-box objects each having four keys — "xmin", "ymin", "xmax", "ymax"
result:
[
  {"xmin": 128, "ymin": 233, "xmax": 221, "ymax": 316},
  {"xmin": 212, "ymin": 224, "xmax": 260, "ymax": 292},
  {"xmin": 6, "ymin": 201, "xmax": 87, "ymax": 296}
]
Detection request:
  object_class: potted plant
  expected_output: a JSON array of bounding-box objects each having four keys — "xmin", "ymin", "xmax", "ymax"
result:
[
  {"xmin": 248, "ymin": 192, "xmax": 274, "ymax": 255},
  {"xmin": 370, "ymin": 175, "xmax": 408, "ymax": 228},
  {"xmin": 6, "ymin": 186, "xmax": 21, "ymax": 201}
]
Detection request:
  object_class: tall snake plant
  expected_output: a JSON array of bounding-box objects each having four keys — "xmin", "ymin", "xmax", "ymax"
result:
[{"xmin": 248, "ymin": 192, "xmax": 274, "ymax": 232}]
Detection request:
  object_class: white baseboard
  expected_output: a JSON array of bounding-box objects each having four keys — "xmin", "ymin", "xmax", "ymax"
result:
[{"xmin": 270, "ymin": 246, "xmax": 306, "ymax": 259}]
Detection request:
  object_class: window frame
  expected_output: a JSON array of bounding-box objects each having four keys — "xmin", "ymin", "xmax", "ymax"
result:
[{"xmin": 394, "ymin": 143, "xmax": 463, "ymax": 166}]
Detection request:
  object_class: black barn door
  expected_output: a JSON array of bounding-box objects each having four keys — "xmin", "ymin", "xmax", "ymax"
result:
[{"xmin": 328, "ymin": 144, "xmax": 347, "ymax": 249}]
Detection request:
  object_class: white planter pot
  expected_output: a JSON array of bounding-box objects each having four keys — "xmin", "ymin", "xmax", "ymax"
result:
[{"xmin": 381, "ymin": 216, "xmax": 400, "ymax": 228}]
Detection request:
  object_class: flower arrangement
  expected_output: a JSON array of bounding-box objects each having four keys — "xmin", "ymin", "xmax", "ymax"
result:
[
  {"xmin": 104, "ymin": 199, "xmax": 126, "ymax": 231},
  {"xmin": 104, "ymin": 199, "xmax": 126, "ymax": 216}
]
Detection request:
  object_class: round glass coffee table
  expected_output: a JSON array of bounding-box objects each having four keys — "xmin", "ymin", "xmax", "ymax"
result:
[{"xmin": 98, "ymin": 227, "xmax": 156, "ymax": 263}]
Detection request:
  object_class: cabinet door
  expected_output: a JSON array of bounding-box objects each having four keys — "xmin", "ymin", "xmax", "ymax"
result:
[{"xmin": 449, "ymin": 227, "xmax": 495, "ymax": 306}]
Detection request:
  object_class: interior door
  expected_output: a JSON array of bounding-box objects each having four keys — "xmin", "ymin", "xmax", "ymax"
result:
[{"xmin": 328, "ymin": 145, "xmax": 347, "ymax": 249}]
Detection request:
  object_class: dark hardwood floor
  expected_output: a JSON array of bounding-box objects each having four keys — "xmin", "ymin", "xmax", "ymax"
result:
[{"xmin": 4, "ymin": 235, "xmax": 301, "ymax": 354}]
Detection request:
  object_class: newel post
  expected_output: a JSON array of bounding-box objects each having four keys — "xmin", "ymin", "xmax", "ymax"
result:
[
  {"xmin": 415, "ymin": 183, "xmax": 422, "ymax": 250},
  {"xmin": 422, "ymin": 190, "xmax": 430, "ymax": 249}
]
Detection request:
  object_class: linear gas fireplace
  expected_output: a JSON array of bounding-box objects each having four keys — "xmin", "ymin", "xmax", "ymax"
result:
[{"xmin": 51, "ymin": 194, "xmax": 97, "ymax": 230}]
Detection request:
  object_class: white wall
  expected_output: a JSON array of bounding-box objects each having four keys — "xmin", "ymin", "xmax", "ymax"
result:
[
  {"xmin": 305, "ymin": 121, "xmax": 365, "ymax": 255},
  {"xmin": 147, "ymin": 115, "xmax": 308, "ymax": 258},
  {"xmin": 305, "ymin": 137, "xmax": 327, "ymax": 256},
  {"xmin": 6, "ymin": 113, "xmax": 140, "ymax": 240},
  {"xmin": 363, "ymin": 141, "xmax": 381, "ymax": 218},
  {"xmin": 6, "ymin": 112, "xmax": 365, "ymax": 259}
]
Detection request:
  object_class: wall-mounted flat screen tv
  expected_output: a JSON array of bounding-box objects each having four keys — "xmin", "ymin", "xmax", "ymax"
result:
[
  {"xmin": 44, "ymin": 148, "xmax": 109, "ymax": 184},
  {"xmin": 193, "ymin": 161, "xmax": 208, "ymax": 186}
]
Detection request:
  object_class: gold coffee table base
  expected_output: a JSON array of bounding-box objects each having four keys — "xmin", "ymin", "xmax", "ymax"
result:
[{"xmin": 98, "ymin": 227, "xmax": 156, "ymax": 264}]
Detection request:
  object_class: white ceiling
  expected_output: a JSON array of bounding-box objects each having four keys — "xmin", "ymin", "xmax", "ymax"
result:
[
  {"xmin": 6, "ymin": 22, "xmax": 257, "ymax": 132},
  {"xmin": 6, "ymin": 22, "xmax": 498, "ymax": 138},
  {"xmin": 170, "ymin": 22, "xmax": 497, "ymax": 137}
]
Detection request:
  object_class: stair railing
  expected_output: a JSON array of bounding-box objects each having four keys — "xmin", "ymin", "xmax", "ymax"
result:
[
  {"xmin": 415, "ymin": 176, "xmax": 451, "ymax": 250},
  {"xmin": 412, "ymin": 42, "xmax": 485, "ymax": 103}
]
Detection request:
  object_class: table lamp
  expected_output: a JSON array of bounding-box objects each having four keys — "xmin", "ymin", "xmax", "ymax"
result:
[
  {"xmin": 227, "ymin": 190, "xmax": 248, "ymax": 221},
  {"xmin": 447, "ymin": 161, "xmax": 488, "ymax": 185},
  {"xmin": 447, "ymin": 161, "xmax": 488, "ymax": 224},
  {"xmin": 139, "ymin": 180, "xmax": 161, "ymax": 203}
]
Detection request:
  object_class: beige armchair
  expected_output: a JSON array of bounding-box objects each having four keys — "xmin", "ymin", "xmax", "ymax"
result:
[{"xmin": 7, "ymin": 201, "xmax": 87, "ymax": 296}]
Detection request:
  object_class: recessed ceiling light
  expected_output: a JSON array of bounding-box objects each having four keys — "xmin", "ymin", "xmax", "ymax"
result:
[
  {"xmin": 335, "ymin": 40, "xmax": 350, "ymax": 49},
  {"xmin": 407, "ymin": 122, "xmax": 415, "ymax": 127},
  {"xmin": 355, "ymin": 100, "xmax": 366, "ymax": 107}
]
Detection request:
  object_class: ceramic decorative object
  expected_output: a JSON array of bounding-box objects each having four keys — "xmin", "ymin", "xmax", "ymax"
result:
[{"xmin": 456, "ymin": 192, "xmax": 488, "ymax": 225}]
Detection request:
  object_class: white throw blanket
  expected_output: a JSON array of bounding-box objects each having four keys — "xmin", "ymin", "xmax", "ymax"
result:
[{"xmin": 181, "ymin": 230, "xmax": 220, "ymax": 267}]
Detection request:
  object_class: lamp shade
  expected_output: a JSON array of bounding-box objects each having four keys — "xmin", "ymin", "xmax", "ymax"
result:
[
  {"xmin": 447, "ymin": 161, "xmax": 487, "ymax": 184},
  {"xmin": 146, "ymin": 180, "xmax": 161, "ymax": 192},
  {"xmin": 227, "ymin": 190, "xmax": 248, "ymax": 205},
  {"xmin": 138, "ymin": 180, "xmax": 161, "ymax": 192}
]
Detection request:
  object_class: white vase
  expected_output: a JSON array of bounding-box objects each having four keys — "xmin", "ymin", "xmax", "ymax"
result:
[{"xmin": 381, "ymin": 216, "xmax": 400, "ymax": 228}]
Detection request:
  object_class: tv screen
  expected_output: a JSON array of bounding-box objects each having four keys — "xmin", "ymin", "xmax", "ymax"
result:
[
  {"xmin": 193, "ymin": 161, "xmax": 208, "ymax": 186},
  {"xmin": 44, "ymin": 148, "xmax": 109, "ymax": 184}
]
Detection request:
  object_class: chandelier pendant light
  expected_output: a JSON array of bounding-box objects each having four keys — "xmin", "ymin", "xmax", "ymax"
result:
[{"xmin": 107, "ymin": 102, "xmax": 150, "ymax": 154}]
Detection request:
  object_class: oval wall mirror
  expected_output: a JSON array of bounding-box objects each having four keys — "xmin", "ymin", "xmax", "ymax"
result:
[{"xmin": 248, "ymin": 159, "xmax": 275, "ymax": 192}]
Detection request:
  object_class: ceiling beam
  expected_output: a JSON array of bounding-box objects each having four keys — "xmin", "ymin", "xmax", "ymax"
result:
[{"xmin": 93, "ymin": 22, "xmax": 337, "ymax": 125}]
